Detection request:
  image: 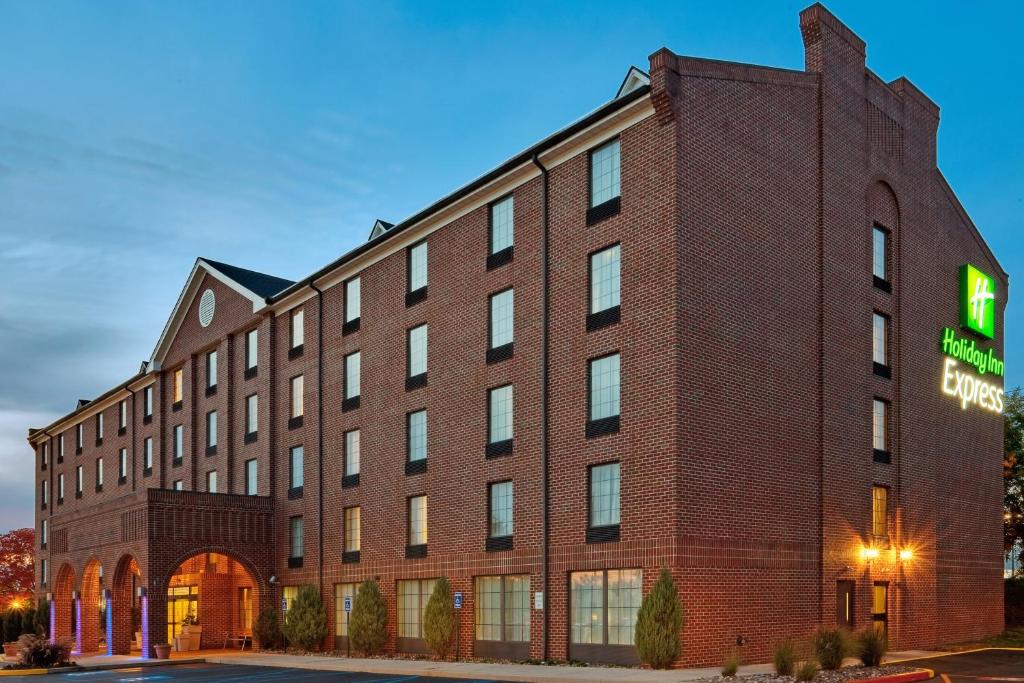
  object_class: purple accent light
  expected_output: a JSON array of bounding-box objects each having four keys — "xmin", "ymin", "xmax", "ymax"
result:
[
  {"xmin": 73, "ymin": 598, "xmax": 82, "ymax": 655},
  {"xmin": 105, "ymin": 595, "xmax": 113, "ymax": 655},
  {"xmin": 140, "ymin": 596, "xmax": 150, "ymax": 659},
  {"xmin": 49, "ymin": 601, "xmax": 55, "ymax": 645}
]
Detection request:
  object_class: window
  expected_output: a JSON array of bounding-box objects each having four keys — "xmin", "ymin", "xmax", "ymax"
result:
[
  {"xmin": 58, "ymin": 434, "xmax": 64, "ymax": 460},
  {"xmin": 290, "ymin": 375, "xmax": 304, "ymax": 419},
  {"xmin": 76, "ymin": 465, "xmax": 83, "ymax": 495},
  {"xmin": 334, "ymin": 583, "xmax": 358, "ymax": 637},
  {"xmin": 245, "ymin": 328, "xmax": 258, "ymax": 372},
  {"xmin": 245, "ymin": 459, "xmax": 258, "ymax": 495},
  {"xmin": 95, "ymin": 457, "xmax": 104, "ymax": 488},
  {"xmin": 41, "ymin": 442, "xmax": 48, "ymax": 468},
  {"xmin": 41, "ymin": 519, "xmax": 48, "ymax": 548},
  {"xmin": 589, "ymin": 244, "xmax": 621, "ymax": 316},
  {"xmin": 408, "ymin": 241, "xmax": 428, "ymax": 293},
  {"xmin": 290, "ymin": 308, "xmax": 304, "ymax": 350},
  {"xmin": 589, "ymin": 462, "xmax": 621, "ymax": 530},
  {"xmin": 143, "ymin": 437, "xmax": 153, "ymax": 471},
  {"xmin": 143, "ymin": 386, "xmax": 153, "ymax": 418},
  {"xmin": 206, "ymin": 411, "xmax": 218, "ymax": 450},
  {"xmin": 489, "ymin": 289, "xmax": 514, "ymax": 349},
  {"xmin": 588, "ymin": 353, "xmax": 621, "ymax": 436},
  {"xmin": 344, "ymin": 276, "xmax": 361, "ymax": 324},
  {"xmin": 289, "ymin": 446, "xmax": 304, "ymax": 493},
  {"xmin": 239, "ymin": 587, "xmax": 253, "ymax": 632},
  {"xmin": 872, "ymin": 486, "xmax": 888, "ymax": 539},
  {"xmin": 407, "ymin": 324, "xmax": 428, "ymax": 379},
  {"xmin": 407, "ymin": 410, "xmax": 427, "ymax": 463},
  {"xmin": 206, "ymin": 350, "xmax": 217, "ymax": 390},
  {"xmin": 344, "ymin": 352, "xmax": 360, "ymax": 400},
  {"xmin": 872, "ymin": 399, "xmax": 888, "ymax": 462},
  {"xmin": 41, "ymin": 559, "xmax": 48, "ymax": 587},
  {"xmin": 42, "ymin": 480, "xmax": 49, "ymax": 506},
  {"xmin": 246, "ymin": 394, "xmax": 258, "ymax": 436},
  {"xmin": 118, "ymin": 448, "xmax": 127, "ymax": 480},
  {"xmin": 76, "ymin": 424, "xmax": 83, "ymax": 450},
  {"xmin": 475, "ymin": 575, "xmax": 529, "ymax": 645},
  {"xmin": 344, "ymin": 506, "xmax": 361, "ymax": 553},
  {"xmin": 344, "ymin": 429, "xmax": 360, "ymax": 476},
  {"xmin": 57, "ymin": 474, "xmax": 64, "ymax": 501},
  {"xmin": 570, "ymin": 569, "xmax": 642, "ymax": 648},
  {"xmin": 207, "ymin": 470, "xmax": 218, "ymax": 493},
  {"xmin": 490, "ymin": 195, "xmax": 514, "ymax": 255},
  {"xmin": 96, "ymin": 412, "xmax": 104, "ymax": 441},
  {"xmin": 172, "ymin": 368, "xmax": 183, "ymax": 405},
  {"xmin": 488, "ymin": 385, "xmax": 513, "ymax": 449},
  {"xmin": 408, "ymin": 495, "xmax": 428, "ymax": 547},
  {"xmin": 872, "ymin": 225, "xmax": 889, "ymax": 285},
  {"xmin": 289, "ymin": 516, "xmax": 304, "ymax": 564},
  {"xmin": 589, "ymin": 138, "xmax": 621, "ymax": 207},
  {"xmin": 282, "ymin": 586, "xmax": 298, "ymax": 612},
  {"xmin": 873, "ymin": 313, "xmax": 889, "ymax": 375},
  {"xmin": 173, "ymin": 480, "xmax": 183, "ymax": 491},
  {"xmin": 489, "ymin": 481, "xmax": 513, "ymax": 538},
  {"xmin": 173, "ymin": 424, "xmax": 184, "ymax": 462},
  {"xmin": 397, "ymin": 578, "xmax": 437, "ymax": 639},
  {"xmin": 119, "ymin": 399, "xmax": 128, "ymax": 430}
]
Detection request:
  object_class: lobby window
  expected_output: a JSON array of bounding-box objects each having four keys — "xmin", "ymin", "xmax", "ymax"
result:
[
  {"xmin": 397, "ymin": 578, "xmax": 437, "ymax": 640},
  {"xmin": 245, "ymin": 328, "xmax": 258, "ymax": 375},
  {"xmin": 588, "ymin": 461, "xmax": 620, "ymax": 543},
  {"xmin": 290, "ymin": 307, "xmax": 304, "ymax": 352},
  {"xmin": 872, "ymin": 398, "xmax": 889, "ymax": 463},
  {"xmin": 95, "ymin": 457, "xmax": 103, "ymax": 490},
  {"xmin": 289, "ymin": 446, "xmax": 304, "ymax": 497},
  {"xmin": 206, "ymin": 350, "xmax": 217, "ymax": 392},
  {"xmin": 489, "ymin": 480, "xmax": 514, "ymax": 540},
  {"xmin": 206, "ymin": 410, "xmax": 218, "ymax": 452},
  {"xmin": 289, "ymin": 516, "xmax": 304, "ymax": 567},
  {"xmin": 118, "ymin": 448, "xmax": 127, "ymax": 482},
  {"xmin": 588, "ymin": 244, "xmax": 621, "ymax": 330},
  {"xmin": 587, "ymin": 353, "xmax": 621, "ymax": 437},
  {"xmin": 872, "ymin": 312, "xmax": 890, "ymax": 377},
  {"xmin": 143, "ymin": 437, "xmax": 153, "ymax": 472},
  {"xmin": 487, "ymin": 385, "xmax": 513, "ymax": 456},
  {"xmin": 488, "ymin": 289, "xmax": 514, "ymax": 353},
  {"xmin": 245, "ymin": 458, "xmax": 258, "ymax": 495},
  {"xmin": 344, "ymin": 276, "xmax": 361, "ymax": 331},
  {"xmin": 344, "ymin": 506, "xmax": 361, "ymax": 559},
  {"xmin": 343, "ymin": 352, "xmax": 360, "ymax": 410},
  {"xmin": 290, "ymin": 375, "xmax": 304, "ymax": 425},
  {"xmin": 172, "ymin": 368, "xmax": 183, "ymax": 407},
  {"xmin": 173, "ymin": 480, "xmax": 183, "ymax": 491},
  {"xmin": 143, "ymin": 386, "xmax": 153, "ymax": 419},
  {"xmin": 96, "ymin": 412, "xmax": 104, "ymax": 443},
  {"xmin": 407, "ymin": 495, "xmax": 428, "ymax": 553},
  {"xmin": 587, "ymin": 138, "xmax": 621, "ymax": 224},
  {"xmin": 475, "ymin": 575, "xmax": 529, "ymax": 645},
  {"xmin": 173, "ymin": 425, "xmax": 184, "ymax": 464},
  {"xmin": 343, "ymin": 429, "xmax": 360, "ymax": 483},
  {"xmin": 872, "ymin": 486, "xmax": 888, "ymax": 540},
  {"xmin": 245, "ymin": 394, "xmax": 258, "ymax": 440},
  {"xmin": 335, "ymin": 583, "xmax": 358, "ymax": 637},
  {"xmin": 407, "ymin": 241, "xmax": 428, "ymax": 297},
  {"xmin": 207, "ymin": 470, "xmax": 218, "ymax": 493},
  {"xmin": 407, "ymin": 324, "xmax": 428, "ymax": 388},
  {"xmin": 488, "ymin": 195, "xmax": 514, "ymax": 267},
  {"xmin": 570, "ymin": 569, "xmax": 642, "ymax": 648},
  {"xmin": 119, "ymin": 399, "xmax": 128, "ymax": 432},
  {"xmin": 407, "ymin": 410, "xmax": 427, "ymax": 472},
  {"xmin": 873, "ymin": 225, "xmax": 891, "ymax": 290},
  {"xmin": 75, "ymin": 465, "xmax": 83, "ymax": 496}
]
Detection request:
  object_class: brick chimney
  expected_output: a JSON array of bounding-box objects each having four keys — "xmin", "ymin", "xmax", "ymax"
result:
[{"xmin": 800, "ymin": 3, "xmax": 866, "ymax": 77}]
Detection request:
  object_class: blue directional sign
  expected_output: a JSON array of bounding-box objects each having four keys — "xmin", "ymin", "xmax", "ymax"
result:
[
  {"xmin": 343, "ymin": 596, "xmax": 353, "ymax": 613},
  {"xmin": 454, "ymin": 591, "xmax": 463, "ymax": 610}
]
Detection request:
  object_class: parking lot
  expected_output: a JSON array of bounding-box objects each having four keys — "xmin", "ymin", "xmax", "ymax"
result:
[{"xmin": 902, "ymin": 649, "xmax": 1024, "ymax": 681}]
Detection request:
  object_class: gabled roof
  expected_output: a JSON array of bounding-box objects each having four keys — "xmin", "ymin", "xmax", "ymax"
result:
[
  {"xmin": 149, "ymin": 258, "xmax": 293, "ymax": 368},
  {"xmin": 616, "ymin": 66, "xmax": 650, "ymax": 98},
  {"xmin": 368, "ymin": 219, "xmax": 394, "ymax": 241}
]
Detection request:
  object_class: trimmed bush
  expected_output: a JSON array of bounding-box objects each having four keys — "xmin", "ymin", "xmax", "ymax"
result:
[
  {"xmin": 721, "ymin": 653, "xmax": 740, "ymax": 677},
  {"xmin": 282, "ymin": 584, "xmax": 328, "ymax": 651},
  {"xmin": 635, "ymin": 568, "xmax": 684, "ymax": 669},
  {"xmin": 423, "ymin": 578, "xmax": 456, "ymax": 659},
  {"xmin": 855, "ymin": 627, "xmax": 887, "ymax": 667},
  {"xmin": 812, "ymin": 627, "xmax": 848, "ymax": 670},
  {"xmin": 350, "ymin": 580, "xmax": 388, "ymax": 656},
  {"xmin": 17, "ymin": 634, "xmax": 72, "ymax": 668},
  {"xmin": 4, "ymin": 610, "xmax": 23, "ymax": 643},
  {"xmin": 796, "ymin": 659, "xmax": 819, "ymax": 682},
  {"xmin": 773, "ymin": 638, "xmax": 797, "ymax": 676},
  {"xmin": 20, "ymin": 606, "xmax": 36, "ymax": 636},
  {"xmin": 253, "ymin": 606, "xmax": 283, "ymax": 650}
]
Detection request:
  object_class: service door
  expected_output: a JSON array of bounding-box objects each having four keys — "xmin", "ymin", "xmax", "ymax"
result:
[{"xmin": 836, "ymin": 580, "xmax": 855, "ymax": 630}]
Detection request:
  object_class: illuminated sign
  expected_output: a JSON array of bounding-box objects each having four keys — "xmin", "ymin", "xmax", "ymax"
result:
[
  {"xmin": 941, "ymin": 357, "xmax": 1004, "ymax": 413},
  {"xmin": 961, "ymin": 264, "xmax": 995, "ymax": 339},
  {"xmin": 941, "ymin": 328, "xmax": 1004, "ymax": 377}
]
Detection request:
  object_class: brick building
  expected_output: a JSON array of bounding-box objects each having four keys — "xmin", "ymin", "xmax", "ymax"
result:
[{"xmin": 27, "ymin": 4, "xmax": 1007, "ymax": 667}]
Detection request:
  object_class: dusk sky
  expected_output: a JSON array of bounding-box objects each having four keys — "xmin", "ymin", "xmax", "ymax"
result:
[{"xmin": 1, "ymin": 0, "xmax": 1020, "ymax": 533}]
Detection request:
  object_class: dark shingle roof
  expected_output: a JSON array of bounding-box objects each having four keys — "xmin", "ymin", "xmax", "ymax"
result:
[{"xmin": 201, "ymin": 258, "xmax": 295, "ymax": 299}]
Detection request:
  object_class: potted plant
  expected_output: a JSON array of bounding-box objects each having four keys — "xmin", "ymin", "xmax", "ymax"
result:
[
  {"xmin": 153, "ymin": 642, "xmax": 171, "ymax": 659},
  {"xmin": 179, "ymin": 613, "xmax": 201, "ymax": 651}
]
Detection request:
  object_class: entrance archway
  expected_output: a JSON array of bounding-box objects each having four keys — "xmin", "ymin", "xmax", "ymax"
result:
[
  {"xmin": 110, "ymin": 555, "xmax": 141, "ymax": 655},
  {"xmin": 53, "ymin": 564, "xmax": 76, "ymax": 646},
  {"xmin": 80, "ymin": 558, "xmax": 104, "ymax": 654},
  {"xmin": 164, "ymin": 552, "xmax": 260, "ymax": 651}
]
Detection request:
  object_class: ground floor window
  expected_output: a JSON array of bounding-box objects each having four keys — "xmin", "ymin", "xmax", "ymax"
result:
[
  {"xmin": 167, "ymin": 585, "xmax": 198, "ymax": 644},
  {"xmin": 282, "ymin": 585, "xmax": 299, "ymax": 613},
  {"xmin": 238, "ymin": 587, "xmax": 252, "ymax": 633},
  {"xmin": 397, "ymin": 578, "xmax": 437, "ymax": 639},
  {"xmin": 872, "ymin": 581, "xmax": 888, "ymax": 638},
  {"xmin": 475, "ymin": 575, "xmax": 529, "ymax": 642},
  {"xmin": 570, "ymin": 569, "xmax": 642, "ymax": 653},
  {"xmin": 334, "ymin": 583, "xmax": 357, "ymax": 637}
]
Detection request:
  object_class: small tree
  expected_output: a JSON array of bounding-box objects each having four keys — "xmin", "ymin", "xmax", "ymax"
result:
[
  {"xmin": 422, "ymin": 578, "xmax": 456, "ymax": 659},
  {"xmin": 254, "ymin": 606, "xmax": 283, "ymax": 650},
  {"xmin": 349, "ymin": 580, "xmax": 387, "ymax": 655},
  {"xmin": 4, "ymin": 609, "xmax": 23, "ymax": 643},
  {"xmin": 21, "ymin": 605, "xmax": 37, "ymax": 635},
  {"xmin": 635, "ymin": 568, "xmax": 684, "ymax": 668},
  {"xmin": 282, "ymin": 584, "xmax": 328, "ymax": 651},
  {"xmin": 36, "ymin": 598, "xmax": 50, "ymax": 638}
]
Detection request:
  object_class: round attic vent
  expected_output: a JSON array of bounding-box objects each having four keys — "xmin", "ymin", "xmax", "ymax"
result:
[{"xmin": 198, "ymin": 288, "xmax": 216, "ymax": 328}]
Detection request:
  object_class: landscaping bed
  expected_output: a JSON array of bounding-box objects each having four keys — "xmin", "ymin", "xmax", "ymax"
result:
[{"xmin": 704, "ymin": 664, "xmax": 920, "ymax": 683}]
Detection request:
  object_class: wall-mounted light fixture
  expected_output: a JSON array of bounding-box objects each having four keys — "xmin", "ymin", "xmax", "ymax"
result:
[
  {"xmin": 861, "ymin": 546, "xmax": 880, "ymax": 561},
  {"xmin": 899, "ymin": 548, "xmax": 913, "ymax": 561}
]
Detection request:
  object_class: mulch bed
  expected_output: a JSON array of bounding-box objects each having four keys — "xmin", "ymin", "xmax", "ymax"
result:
[{"xmin": 704, "ymin": 665, "xmax": 918, "ymax": 683}]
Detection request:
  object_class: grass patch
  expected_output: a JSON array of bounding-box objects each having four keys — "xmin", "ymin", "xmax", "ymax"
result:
[{"xmin": 941, "ymin": 628, "xmax": 1024, "ymax": 651}]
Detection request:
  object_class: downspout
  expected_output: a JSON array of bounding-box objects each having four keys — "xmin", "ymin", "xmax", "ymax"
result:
[
  {"xmin": 531, "ymin": 152, "xmax": 551, "ymax": 660},
  {"xmin": 309, "ymin": 283, "xmax": 326, "ymax": 602}
]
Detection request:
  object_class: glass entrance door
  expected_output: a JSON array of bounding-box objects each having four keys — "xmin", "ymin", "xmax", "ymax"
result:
[{"xmin": 167, "ymin": 585, "xmax": 198, "ymax": 644}]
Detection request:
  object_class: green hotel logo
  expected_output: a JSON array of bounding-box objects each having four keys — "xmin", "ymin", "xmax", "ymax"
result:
[{"xmin": 960, "ymin": 263, "xmax": 996, "ymax": 339}]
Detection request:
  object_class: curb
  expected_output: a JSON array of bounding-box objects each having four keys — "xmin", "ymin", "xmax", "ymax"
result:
[
  {"xmin": 860, "ymin": 669, "xmax": 934, "ymax": 683},
  {"xmin": 1, "ymin": 658, "xmax": 206, "ymax": 676}
]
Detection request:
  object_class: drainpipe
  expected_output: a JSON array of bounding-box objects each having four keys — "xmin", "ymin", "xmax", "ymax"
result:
[
  {"xmin": 309, "ymin": 283, "xmax": 326, "ymax": 601},
  {"xmin": 531, "ymin": 152, "xmax": 551, "ymax": 660}
]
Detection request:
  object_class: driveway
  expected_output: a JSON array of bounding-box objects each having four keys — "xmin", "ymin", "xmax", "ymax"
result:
[{"xmin": 902, "ymin": 650, "xmax": 1024, "ymax": 681}]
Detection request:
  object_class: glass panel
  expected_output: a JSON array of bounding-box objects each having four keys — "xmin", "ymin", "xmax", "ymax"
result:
[
  {"xmin": 345, "ymin": 507, "xmax": 361, "ymax": 552},
  {"xmin": 489, "ymin": 481, "xmax": 513, "ymax": 538},
  {"xmin": 345, "ymin": 277, "xmax": 361, "ymax": 322},
  {"xmin": 174, "ymin": 425, "xmax": 183, "ymax": 459},
  {"xmin": 409, "ymin": 496, "xmax": 428, "ymax": 545},
  {"xmin": 345, "ymin": 430, "xmax": 360, "ymax": 475},
  {"xmin": 590, "ymin": 245, "xmax": 621, "ymax": 314},
  {"xmin": 590, "ymin": 462, "xmax": 621, "ymax": 527},
  {"xmin": 290, "ymin": 517, "xmax": 304, "ymax": 558},
  {"xmin": 345, "ymin": 352, "xmax": 361, "ymax": 399},
  {"xmin": 207, "ymin": 411, "xmax": 217, "ymax": 447},
  {"xmin": 247, "ymin": 329, "xmax": 258, "ymax": 369},
  {"xmin": 408, "ymin": 411, "xmax": 427, "ymax": 462},
  {"xmin": 872, "ymin": 487, "xmax": 888, "ymax": 538},
  {"xmin": 873, "ymin": 314, "xmax": 887, "ymax": 366},
  {"xmin": 290, "ymin": 447, "xmax": 303, "ymax": 488},
  {"xmin": 570, "ymin": 571, "xmax": 604, "ymax": 644},
  {"xmin": 490, "ymin": 196, "xmax": 514, "ymax": 253},
  {"xmin": 247, "ymin": 395, "xmax": 258, "ymax": 433},
  {"xmin": 409, "ymin": 242, "xmax": 428, "ymax": 291},
  {"xmin": 475, "ymin": 576, "xmax": 502, "ymax": 641},
  {"xmin": 282, "ymin": 586, "xmax": 298, "ymax": 612},
  {"xmin": 292, "ymin": 309, "xmax": 304, "ymax": 348},
  {"xmin": 504, "ymin": 575, "xmax": 530, "ymax": 642},
  {"xmin": 590, "ymin": 139, "xmax": 621, "ymax": 207},
  {"xmin": 246, "ymin": 459, "xmax": 258, "ymax": 495},
  {"xmin": 873, "ymin": 227, "xmax": 887, "ymax": 280},
  {"xmin": 607, "ymin": 569, "xmax": 642, "ymax": 645},
  {"xmin": 335, "ymin": 583, "xmax": 356, "ymax": 636},
  {"xmin": 873, "ymin": 400, "xmax": 887, "ymax": 451},
  {"xmin": 292, "ymin": 376, "xmax": 304, "ymax": 417},
  {"xmin": 490, "ymin": 289, "xmax": 514, "ymax": 348},
  {"xmin": 489, "ymin": 385, "xmax": 513, "ymax": 443},
  {"xmin": 408, "ymin": 325, "xmax": 428, "ymax": 377},
  {"xmin": 239, "ymin": 587, "xmax": 252, "ymax": 632},
  {"xmin": 589, "ymin": 354, "xmax": 620, "ymax": 420}
]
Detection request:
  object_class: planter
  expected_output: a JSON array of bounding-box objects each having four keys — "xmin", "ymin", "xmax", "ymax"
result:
[
  {"xmin": 1, "ymin": 642, "xmax": 19, "ymax": 661},
  {"xmin": 153, "ymin": 643, "xmax": 171, "ymax": 659}
]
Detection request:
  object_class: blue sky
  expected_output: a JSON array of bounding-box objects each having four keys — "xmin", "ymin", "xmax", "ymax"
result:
[{"xmin": 1, "ymin": 1, "xmax": 1020, "ymax": 532}]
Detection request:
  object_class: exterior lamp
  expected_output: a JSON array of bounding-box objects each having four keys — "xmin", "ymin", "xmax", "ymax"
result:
[
  {"xmin": 899, "ymin": 549, "xmax": 913, "ymax": 561},
  {"xmin": 862, "ymin": 546, "xmax": 880, "ymax": 561}
]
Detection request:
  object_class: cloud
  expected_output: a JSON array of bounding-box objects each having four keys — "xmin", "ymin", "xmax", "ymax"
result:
[{"xmin": 0, "ymin": 409, "xmax": 54, "ymax": 533}]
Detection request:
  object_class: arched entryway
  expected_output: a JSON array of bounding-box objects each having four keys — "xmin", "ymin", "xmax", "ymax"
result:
[
  {"xmin": 161, "ymin": 552, "xmax": 260, "ymax": 652},
  {"xmin": 80, "ymin": 558, "xmax": 104, "ymax": 654},
  {"xmin": 109, "ymin": 555, "xmax": 141, "ymax": 655},
  {"xmin": 53, "ymin": 564, "xmax": 76, "ymax": 647}
]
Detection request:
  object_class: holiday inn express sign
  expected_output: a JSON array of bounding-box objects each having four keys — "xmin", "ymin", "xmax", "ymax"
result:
[{"xmin": 940, "ymin": 263, "xmax": 1004, "ymax": 414}]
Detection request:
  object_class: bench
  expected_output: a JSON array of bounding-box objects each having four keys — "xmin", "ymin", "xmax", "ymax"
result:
[{"xmin": 223, "ymin": 634, "xmax": 251, "ymax": 651}]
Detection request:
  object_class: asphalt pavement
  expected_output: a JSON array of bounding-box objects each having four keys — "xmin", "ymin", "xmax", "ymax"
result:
[{"xmin": 902, "ymin": 650, "xmax": 1024, "ymax": 681}]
